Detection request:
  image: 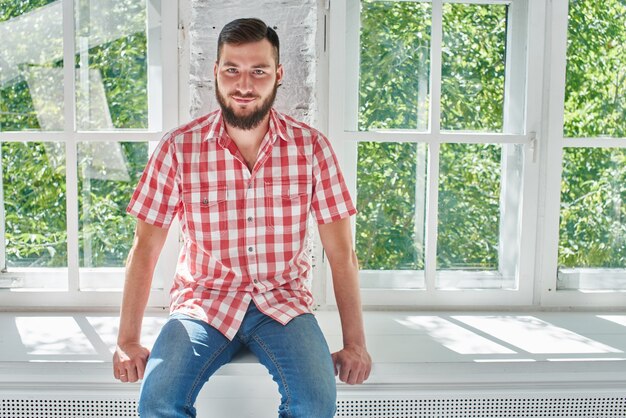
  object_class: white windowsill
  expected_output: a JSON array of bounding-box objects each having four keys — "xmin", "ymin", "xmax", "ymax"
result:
[{"xmin": 2, "ymin": 309, "xmax": 626, "ymax": 393}]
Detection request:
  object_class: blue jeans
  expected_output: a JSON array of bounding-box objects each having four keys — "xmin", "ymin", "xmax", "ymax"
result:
[{"xmin": 138, "ymin": 303, "xmax": 336, "ymax": 417}]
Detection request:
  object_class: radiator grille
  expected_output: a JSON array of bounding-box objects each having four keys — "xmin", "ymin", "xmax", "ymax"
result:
[
  {"xmin": 3, "ymin": 395, "xmax": 626, "ymax": 417},
  {"xmin": 335, "ymin": 396, "xmax": 626, "ymax": 418},
  {"xmin": 0, "ymin": 398, "xmax": 139, "ymax": 418}
]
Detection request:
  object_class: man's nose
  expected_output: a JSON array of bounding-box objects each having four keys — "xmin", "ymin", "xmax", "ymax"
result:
[{"xmin": 237, "ymin": 72, "xmax": 252, "ymax": 93}]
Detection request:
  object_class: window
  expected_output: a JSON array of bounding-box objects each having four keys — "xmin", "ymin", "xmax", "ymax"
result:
[
  {"xmin": 328, "ymin": 0, "xmax": 624, "ymax": 307},
  {"xmin": 0, "ymin": 0, "xmax": 179, "ymax": 306},
  {"xmin": 541, "ymin": 0, "xmax": 625, "ymax": 304},
  {"xmin": 329, "ymin": 0, "xmax": 537, "ymax": 306}
]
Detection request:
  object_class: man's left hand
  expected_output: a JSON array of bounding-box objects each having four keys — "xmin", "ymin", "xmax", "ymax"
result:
[{"xmin": 332, "ymin": 344, "xmax": 372, "ymax": 384}]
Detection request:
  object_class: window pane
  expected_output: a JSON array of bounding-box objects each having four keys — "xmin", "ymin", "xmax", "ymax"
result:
[
  {"xmin": 75, "ymin": 0, "xmax": 149, "ymax": 130},
  {"xmin": 358, "ymin": 0, "xmax": 431, "ymax": 131},
  {"xmin": 356, "ymin": 142, "xmax": 427, "ymax": 288},
  {"xmin": 564, "ymin": 0, "xmax": 626, "ymax": 138},
  {"xmin": 437, "ymin": 143, "xmax": 511, "ymax": 288},
  {"xmin": 78, "ymin": 141, "xmax": 148, "ymax": 271},
  {"xmin": 2, "ymin": 142, "xmax": 67, "ymax": 268},
  {"xmin": 0, "ymin": 1, "xmax": 64, "ymax": 131},
  {"xmin": 441, "ymin": 3, "xmax": 507, "ymax": 132},
  {"xmin": 558, "ymin": 148, "xmax": 625, "ymax": 289}
]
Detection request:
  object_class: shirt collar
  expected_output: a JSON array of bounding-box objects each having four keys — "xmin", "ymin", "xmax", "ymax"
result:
[{"xmin": 203, "ymin": 108, "xmax": 291, "ymax": 143}]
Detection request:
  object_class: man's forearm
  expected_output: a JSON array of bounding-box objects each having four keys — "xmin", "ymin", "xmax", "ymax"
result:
[
  {"xmin": 117, "ymin": 221, "xmax": 169, "ymax": 344},
  {"xmin": 330, "ymin": 249, "xmax": 367, "ymax": 347},
  {"xmin": 117, "ymin": 256, "xmax": 154, "ymax": 344}
]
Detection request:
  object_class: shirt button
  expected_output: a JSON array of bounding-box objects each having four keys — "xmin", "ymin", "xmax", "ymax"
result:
[
  {"xmin": 248, "ymin": 246, "xmax": 254, "ymax": 252},
  {"xmin": 247, "ymin": 216, "xmax": 253, "ymax": 222},
  {"xmin": 253, "ymin": 279, "xmax": 259, "ymax": 284}
]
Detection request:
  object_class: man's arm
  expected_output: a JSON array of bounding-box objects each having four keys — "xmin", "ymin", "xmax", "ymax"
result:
[
  {"xmin": 113, "ymin": 219, "xmax": 170, "ymax": 383},
  {"xmin": 318, "ymin": 217, "xmax": 372, "ymax": 385}
]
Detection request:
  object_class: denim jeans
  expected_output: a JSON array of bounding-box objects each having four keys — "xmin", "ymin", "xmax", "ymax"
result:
[{"xmin": 138, "ymin": 303, "xmax": 337, "ymax": 418}]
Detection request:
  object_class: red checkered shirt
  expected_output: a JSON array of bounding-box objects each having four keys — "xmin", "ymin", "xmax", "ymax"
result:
[{"xmin": 127, "ymin": 108, "xmax": 356, "ymax": 339}]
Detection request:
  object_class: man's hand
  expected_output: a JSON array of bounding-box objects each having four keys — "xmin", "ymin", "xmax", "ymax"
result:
[
  {"xmin": 113, "ymin": 342, "xmax": 150, "ymax": 383},
  {"xmin": 332, "ymin": 344, "xmax": 372, "ymax": 385}
]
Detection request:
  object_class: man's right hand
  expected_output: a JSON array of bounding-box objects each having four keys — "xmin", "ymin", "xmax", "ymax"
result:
[{"xmin": 113, "ymin": 343, "xmax": 150, "ymax": 383}]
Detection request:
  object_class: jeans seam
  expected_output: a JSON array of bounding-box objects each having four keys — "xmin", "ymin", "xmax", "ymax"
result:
[
  {"xmin": 184, "ymin": 340, "xmax": 232, "ymax": 412},
  {"xmin": 252, "ymin": 333, "xmax": 292, "ymax": 417}
]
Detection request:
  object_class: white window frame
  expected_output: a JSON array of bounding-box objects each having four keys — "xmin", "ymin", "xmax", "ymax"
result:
[
  {"xmin": 326, "ymin": 0, "xmax": 545, "ymax": 307},
  {"xmin": 0, "ymin": 0, "xmax": 180, "ymax": 308},
  {"xmin": 537, "ymin": 0, "xmax": 626, "ymax": 307}
]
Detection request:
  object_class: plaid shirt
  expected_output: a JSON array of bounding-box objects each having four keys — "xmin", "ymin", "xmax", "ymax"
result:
[{"xmin": 127, "ymin": 109, "xmax": 356, "ymax": 339}]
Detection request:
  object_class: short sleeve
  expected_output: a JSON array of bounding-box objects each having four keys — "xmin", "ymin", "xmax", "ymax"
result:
[
  {"xmin": 310, "ymin": 133, "xmax": 357, "ymax": 224},
  {"xmin": 126, "ymin": 133, "xmax": 180, "ymax": 228}
]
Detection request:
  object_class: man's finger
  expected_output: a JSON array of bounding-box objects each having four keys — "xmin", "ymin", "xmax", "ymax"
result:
[
  {"xmin": 339, "ymin": 363, "xmax": 351, "ymax": 383},
  {"xmin": 126, "ymin": 366, "xmax": 139, "ymax": 383},
  {"xmin": 331, "ymin": 352, "xmax": 339, "ymax": 375},
  {"xmin": 137, "ymin": 362, "xmax": 147, "ymax": 380}
]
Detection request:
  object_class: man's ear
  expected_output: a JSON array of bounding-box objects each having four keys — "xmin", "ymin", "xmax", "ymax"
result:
[
  {"xmin": 214, "ymin": 62, "xmax": 218, "ymax": 79},
  {"xmin": 276, "ymin": 64, "xmax": 284, "ymax": 86}
]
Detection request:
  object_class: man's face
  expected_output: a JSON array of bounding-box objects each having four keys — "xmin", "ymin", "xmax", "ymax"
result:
[{"xmin": 214, "ymin": 39, "xmax": 283, "ymax": 130}]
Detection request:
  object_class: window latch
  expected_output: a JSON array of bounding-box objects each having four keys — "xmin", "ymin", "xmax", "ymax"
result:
[{"xmin": 529, "ymin": 132, "xmax": 538, "ymax": 163}]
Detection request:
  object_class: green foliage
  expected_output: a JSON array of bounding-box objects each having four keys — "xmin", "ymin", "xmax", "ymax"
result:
[
  {"xmin": 78, "ymin": 142, "xmax": 148, "ymax": 267},
  {"xmin": 559, "ymin": 148, "xmax": 625, "ymax": 267},
  {"xmin": 558, "ymin": 0, "xmax": 626, "ymax": 268},
  {"xmin": 441, "ymin": 3, "xmax": 506, "ymax": 131},
  {"xmin": 0, "ymin": 0, "xmax": 623, "ymax": 274},
  {"xmin": 357, "ymin": 2, "xmax": 506, "ymax": 271},
  {"xmin": 356, "ymin": 142, "xmax": 424, "ymax": 270},
  {"xmin": 358, "ymin": 0, "xmax": 431, "ymax": 131},
  {"xmin": 1, "ymin": 142, "xmax": 67, "ymax": 266},
  {"xmin": 564, "ymin": 0, "xmax": 626, "ymax": 138},
  {"xmin": 76, "ymin": 2, "xmax": 148, "ymax": 129},
  {"xmin": 0, "ymin": 0, "xmax": 148, "ymax": 267},
  {"xmin": 0, "ymin": 0, "xmax": 56, "ymax": 23},
  {"xmin": 357, "ymin": 0, "xmax": 624, "ymax": 273},
  {"xmin": 437, "ymin": 144, "xmax": 501, "ymax": 269}
]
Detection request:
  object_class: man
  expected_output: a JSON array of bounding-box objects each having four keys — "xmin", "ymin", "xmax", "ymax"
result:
[{"xmin": 113, "ymin": 18, "xmax": 371, "ymax": 417}]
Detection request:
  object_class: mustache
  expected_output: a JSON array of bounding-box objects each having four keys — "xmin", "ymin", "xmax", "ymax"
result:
[{"xmin": 230, "ymin": 92, "xmax": 259, "ymax": 99}]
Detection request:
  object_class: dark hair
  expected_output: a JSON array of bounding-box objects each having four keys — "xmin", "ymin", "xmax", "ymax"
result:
[{"xmin": 217, "ymin": 18, "xmax": 280, "ymax": 64}]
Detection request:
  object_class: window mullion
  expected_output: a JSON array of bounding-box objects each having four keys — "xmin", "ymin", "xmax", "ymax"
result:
[
  {"xmin": 147, "ymin": 0, "xmax": 163, "ymax": 132},
  {"xmin": 539, "ymin": 0, "xmax": 569, "ymax": 304},
  {"xmin": 429, "ymin": 0, "xmax": 443, "ymax": 136},
  {"xmin": 63, "ymin": 0, "xmax": 80, "ymax": 293},
  {"xmin": 424, "ymin": 0, "xmax": 443, "ymax": 292},
  {"xmin": 498, "ymin": 1, "xmax": 529, "ymax": 287}
]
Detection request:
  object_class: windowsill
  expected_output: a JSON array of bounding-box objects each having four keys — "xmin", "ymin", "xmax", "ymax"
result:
[{"xmin": 2, "ymin": 309, "xmax": 626, "ymax": 390}]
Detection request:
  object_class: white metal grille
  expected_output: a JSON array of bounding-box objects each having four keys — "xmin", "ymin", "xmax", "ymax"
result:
[
  {"xmin": 335, "ymin": 396, "xmax": 626, "ymax": 418},
  {"xmin": 4, "ymin": 395, "xmax": 626, "ymax": 417},
  {"xmin": 0, "ymin": 398, "xmax": 139, "ymax": 418}
]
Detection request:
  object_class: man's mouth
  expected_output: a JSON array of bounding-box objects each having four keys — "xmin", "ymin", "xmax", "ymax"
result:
[{"xmin": 232, "ymin": 95, "xmax": 257, "ymax": 105}]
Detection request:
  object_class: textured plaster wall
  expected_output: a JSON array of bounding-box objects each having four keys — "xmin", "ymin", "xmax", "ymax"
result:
[{"xmin": 188, "ymin": 0, "xmax": 320, "ymax": 125}]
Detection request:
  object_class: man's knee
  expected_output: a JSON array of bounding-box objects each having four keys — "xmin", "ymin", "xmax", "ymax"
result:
[
  {"xmin": 139, "ymin": 374, "xmax": 196, "ymax": 417},
  {"xmin": 281, "ymin": 375, "xmax": 336, "ymax": 418}
]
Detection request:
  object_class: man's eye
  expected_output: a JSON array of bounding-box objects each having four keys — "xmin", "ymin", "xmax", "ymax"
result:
[
  {"xmin": 253, "ymin": 69, "xmax": 266, "ymax": 75},
  {"xmin": 225, "ymin": 68, "xmax": 238, "ymax": 73}
]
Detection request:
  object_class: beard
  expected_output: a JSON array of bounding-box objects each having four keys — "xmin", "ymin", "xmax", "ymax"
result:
[{"xmin": 215, "ymin": 79, "xmax": 279, "ymax": 130}]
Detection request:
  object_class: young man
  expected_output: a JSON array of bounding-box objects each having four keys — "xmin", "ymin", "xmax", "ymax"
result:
[{"xmin": 113, "ymin": 18, "xmax": 371, "ymax": 417}]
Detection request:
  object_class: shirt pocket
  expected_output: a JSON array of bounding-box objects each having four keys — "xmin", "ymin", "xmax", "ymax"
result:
[
  {"xmin": 264, "ymin": 181, "xmax": 310, "ymax": 233},
  {"xmin": 182, "ymin": 186, "xmax": 228, "ymax": 239}
]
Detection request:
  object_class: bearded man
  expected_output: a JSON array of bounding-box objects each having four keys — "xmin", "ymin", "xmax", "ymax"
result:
[{"xmin": 113, "ymin": 17, "xmax": 371, "ymax": 418}]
